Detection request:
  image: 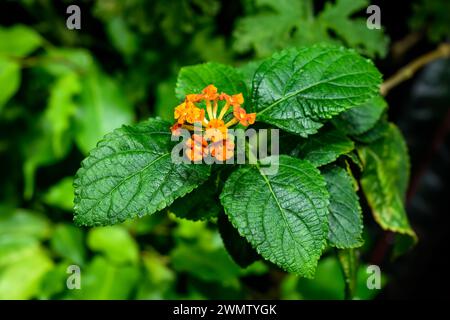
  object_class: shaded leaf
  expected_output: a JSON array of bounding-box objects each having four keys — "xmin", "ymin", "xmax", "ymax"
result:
[
  {"xmin": 322, "ymin": 166, "xmax": 364, "ymax": 248},
  {"xmin": 291, "ymin": 126, "xmax": 354, "ymax": 167}
]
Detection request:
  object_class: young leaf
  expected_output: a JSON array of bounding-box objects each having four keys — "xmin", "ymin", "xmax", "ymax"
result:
[
  {"xmin": 322, "ymin": 166, "xmax": 364, "ymax": 248},
  {"xmin": 358, "ymin": 124, "xmax": 417, "ymax": 240},
  {"xmin": 0, "ymin": 24, "xmax": 42, "ymax": 57},
  {"xmin": 220, "ymin": 155, "xmax": 329, "ymax": 277},
  {"xmin": 333, "ymin": 95, "xmax": 387, "ymax": 135},
  {"xmin": 337, "ymin": 249, "xmax": 359, "ymax": 299},
  {"xmin": 291, "ymin": 126, "xmax": 354, "ymax": 167},
  {"xmin": 0, "ymin": 57, "xmax": 20, "ymax": 112},
  {"xmin": 175, "ymin": 62, "xmax": 247, "ymax": 101},
  {"xmin": 252, "ymin": 45, "xmax": 381, "ymax": 137},
  {"xmin": 73, "ymin": 118, "xmax": 211, "ymax": 226}
]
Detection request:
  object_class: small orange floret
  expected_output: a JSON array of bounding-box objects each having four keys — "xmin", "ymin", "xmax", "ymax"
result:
[
  {"xmin": 233, "ymin": 106, "xmax": 256, "ymax": 126},
  {"xmin": 209, "ymin": 139, "xmax": 235, "ymax": 161},
  {"xmin": 202, "ymin": 84, "xmax": 219, "ymax": 100},
  {"xmin": 185, "ymin": 134, "xmax": 208, "ymax": 161}
]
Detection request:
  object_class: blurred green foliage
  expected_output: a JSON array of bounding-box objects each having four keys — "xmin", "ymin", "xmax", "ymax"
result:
[{"xmin": 0, "ymin": 0, "xmax": 446, "ymax": 300}]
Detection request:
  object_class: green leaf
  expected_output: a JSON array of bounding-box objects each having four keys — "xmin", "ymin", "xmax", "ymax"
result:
[
  {"xmin": 233, "ymin": 0, "xmax": 387, "ymax": 59},
  {"xmin": 333, "ymin": 95, "xmax": 387, "ymax": 135},
  {"xmin": 175, "ymin": 62, "xmax": 247, "ymax": 101},
  {"xmin": 50, "ymin": 224, "xmax": 86, "ymax": 265},
  {"xmin": 0, "ymin": 246, "xmax": 53, "ymax": 300},
  {"xmin": 337, "ymin": 249, "xmax": 358, "ymax": 299},
  {"xmin": 67, "ymin": 256, "xmax": 139, "ymax": 299},
  {"xmin": 252, "ymin": 45, "xmax": 381, "ymax": 137},
  {"xmin": 353, "ymin": 116, "xmax": 389, "ymax": 143},
  {"xmin": 358, "ymin": 124, "xmax": 417, "ymax": 239},
  {"xmin": 73, "ymin": 118, "xmax": 211, "ymax": 226},
  {"xmin": 322, "ymin": 166, "xmax": 364, "ymax": 248},
  {"xmin": 170, "ymin": 243, "xmax": 241, "ymax": 283},
  {"xmin": 220, "ymin": 155, "xmax": 330, "ymax": 277},
  {"xmin": 291, "ymin": 126, "xmax": 354, "ymax": 167},
  {"xmin": 43, "ymin": 177, "xmax": 74, "ymax": 211},
  {"xmin": 74, "ymin": 68, "xmax": 135, "ymax": 154},
  {"xmin": 0, "ymin": 24, "xmax": 42, "ymax": 57},
  {"xmin": 169, "ymin": 177, "xmax": 221, "ymax": 221},
  {"xmin": 0, "ymin": 208, "xmax": 51, "ymax": 240},
  {"xmin": 0, "ymin": 57, "xmax": 21, "ymax": 112},
  {"xmin": 87, "ymin": 226, "xmax": 139, "ymax": 265},
  {"xmin": 45, "ymin": 72, "xmax": 81, "ymax": 157},
  {"xmin": 318, "ymin": 0, "xmax": 389, "ymax": 58},
  {"xmin": 218, "ymin": 212, "xmax": 260, "ymax": 268}
]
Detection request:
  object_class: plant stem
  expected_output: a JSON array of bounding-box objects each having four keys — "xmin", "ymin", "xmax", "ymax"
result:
[{"xmin": 381, "ymin": 43, "xmax": 450, "ymax": 96}]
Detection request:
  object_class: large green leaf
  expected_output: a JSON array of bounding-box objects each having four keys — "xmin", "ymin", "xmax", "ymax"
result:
[
  {"xmin": 358, "ymin": 124, "xmax": 416, "ymax": 239},
  {"xmin": 74, "ymin": 68, "xmax": 135, "ymax": 154},
  {"xmin": 0, "ymin": 57, "xmax": 21, "ymax": 112},
  {"xmin": 175, "ymin": 62, "xmax": 247, "ymax": 102},
  {"xmin": 220, "ymin": 155, "xmax": 329, "ymax": 277},
  {"xmin": 73, "ymin": 118, "xmax": 211, "ymax": 226},
  {"xmin": 322, "ymin": 166, "xmax": 363, "ymax": 248},
  {"xmin": 251, "ymin": 45, "xmax": 381, "ymax": 137},
  {"xmin": 333, "ymin": 95, "xmax": 387, "ymax": 135},
  {"xmin": 0, "ymin": 24, "xmax": 42, "ymax": 57},
  {"xmin": 291, "ymin": 126, "xmax": 354, "ymax": 167}
]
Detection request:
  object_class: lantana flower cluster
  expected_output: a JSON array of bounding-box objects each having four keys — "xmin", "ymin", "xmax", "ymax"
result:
[{"xmin": 170, "ymin": 84, "xmax": 256, "ymax": 161}]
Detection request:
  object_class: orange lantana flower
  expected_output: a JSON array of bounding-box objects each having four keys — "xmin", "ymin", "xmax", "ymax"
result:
[
  {"xmin": 170, "ymin": 84, "xmax": 256, "ymax": 162},
  {"xmin": 233, "ymin": 106, "xmax": 256, "ymax": 126}
]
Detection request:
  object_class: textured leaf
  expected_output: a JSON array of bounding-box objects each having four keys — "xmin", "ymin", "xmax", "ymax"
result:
[
  {"xmin": 175, "ymin": 62, "xmax": 247, "ymax": 101},
  {"xmin": 87, "ymin": 226, "xmax": 139, "ymax": 264},
  {"xmin": 252, "ymin": 45, "xmax": 381, "ymax": 137},
  {"xmin": 333, "ymin": 95, "xmax": 387, "ymax": 135},
  {"xmin": 322, "ymin": 166, "xmax": 363, "ymax": 248},
  {"xmin": 0, "ymin": 57, "xmax": 21, "ymax": 112},
  {"xmin": 220, "ymin": 155, "xmax": 329, "ymax": 277},
  {"xmin": 218, "ymin": 212, "xmax": 260, "ymax": 268},
  {"xmin": 73, "ymin": 118, "xmax": 210, "ymax": 226},
  {"xmin": 291, "ymin": 126, "xmax": 354, "ymax": 167},
  {"xmin": 0, "ymin": 24, "xmax": 42, "ymax": 57},
  {"xmin": 358, "ymin": 124, "xmax": 416, "ymax": 239},
  {"xmin": 74, "ymin": 68, "xmax": 135, "ymax": 154}
]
